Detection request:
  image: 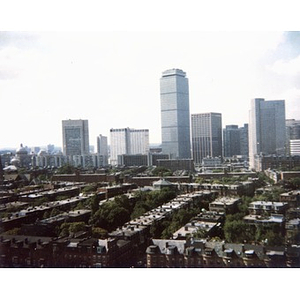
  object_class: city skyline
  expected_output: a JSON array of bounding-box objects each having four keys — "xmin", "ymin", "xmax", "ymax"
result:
[{"xmin": 1, "ymin": 31, "xmax": 300, "ymax": 149}]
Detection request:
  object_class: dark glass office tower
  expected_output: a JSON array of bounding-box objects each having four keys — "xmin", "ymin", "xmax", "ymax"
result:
[{"xmin": 160, "ymin": 69, "xmax": 191, "ymax": 159}]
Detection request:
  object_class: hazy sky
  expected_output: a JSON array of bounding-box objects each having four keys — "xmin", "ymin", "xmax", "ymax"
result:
[{"xmin": 0, "ymin": 31, "xmax": 299, "ymax": 149}]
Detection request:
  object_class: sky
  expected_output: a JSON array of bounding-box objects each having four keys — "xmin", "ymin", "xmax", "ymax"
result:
[{"xmin": 0, "ymin": 4, "xmax": 300, "ymax": 151}]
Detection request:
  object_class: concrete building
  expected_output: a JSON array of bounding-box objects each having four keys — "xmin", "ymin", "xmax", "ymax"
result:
[
  {"xmin": 248, "ymin": 201, "xmax": 288, "ymax": 215},
  {"xmin": 253, "ymin": 154, "xmax": 300, "ymax": 172},
  {"xmin": 249, "ymin": 98, "xmax": 286, "ymax": 170},
  {"xmin": 290, "ymin": 140, "xmax": 300, "ymax": 156},
  {"xmin": 117, "ymin": 154, "xmax": 148, "ymax": 167},
  {"xmin": 209, "ymin": 197, "xmax": 241, "ymax": 214},
  {"xmin": 62, "ymin": 119, "xmax": 90, "ymax": 156},
  {"xmin": 110, "ymin": 128, "xmax": 149, "ymax": 165},
  {"xmin": 97, "ymin": 134, "xmax": 108, "ymax": 165},
  {"xmin": 191, "ymin": 113, "xmax": 222, "ymax": 165},
  {"xmin": 286, "ymin": 119, "xmax": 300, "ymax": 155},
  {"xmin": 156, "ymin": 159, "xmax": 194, "ymax": 172},
  {"xmin": 160, "ymin": 69, "xmax": 191, "ymax": 159}
]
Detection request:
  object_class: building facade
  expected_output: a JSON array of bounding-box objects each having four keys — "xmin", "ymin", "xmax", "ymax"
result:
[
  {"xmin": 223, "ymin": 125, "xmax": 240, "ymax": 157},
  {"xmin": 249, "ymin": 98, "xmax": 286, "ymax": 170},
  {"xmin": 286, "ymin": 119, "xmax": 300, "ymax": 156},
  {"xmin": 223, "ymin": 124, "xmax": 249, "ymax": 158},
  {"xmin": 160, "ymin": 69, "xmax": 191, "ymax": 159},
  {"xmin": 110, "ymin": 128, "xmax": 149, "ymax": 165},
  {"xmin": 97, "ymin": 134, "xmax": 108, "ymax": 165},
  {"xmin": 62, "ymin": 120, "xmax": 90, "ymax": 156},
  {"xmin": 191, "ymin": 113, "xmax": 222, "ymax": 165}
]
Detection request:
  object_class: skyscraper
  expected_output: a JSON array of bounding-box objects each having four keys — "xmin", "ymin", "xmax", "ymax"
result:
[
  {"xmin": 97, "ymin": 134, "xmax": 108, "ymax": 165},
  {"xmin": 97, "ymin": 134, "xmax": 108, "ymax": 156},
  {"xmin": 249, "ymin": 98, "xmax": 286, "ymax": 170},
  {"xmin": 223, "ymin": 124, "xmax": 249, "ymax": 158},
  {"xmin": 191, "ymin": 113, "xmax": 222, "ymax": 164},
  {"xmin": 286, "ymin": 119, "xmax": 300, "ymax": 156},
  {"xmin": 160, "ymin": 69, "xmax": 191, "ymax": 159},
  {"xmin": 110, "ymin": 128, "xmax": 149, "ymax": 165},
  {"xmin": 62, "ymin": 119, "xmax": 90, "ymax": 156},
  {"xmin": 223, "ymin": 125, "xmax": 240, "ymax": 157}
]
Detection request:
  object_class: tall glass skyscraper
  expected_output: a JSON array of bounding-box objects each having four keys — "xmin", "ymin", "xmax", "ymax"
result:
[
  {"xmin": 249, "ymin": 98, "xmax": 286, "ymax": 170},
  {"xmin": 160, "ymin": 69, "xmax": 191, "ymax": 159},
  {"xmin": 62, "ymin": 119, "xmax": 90, "ymax": 156}
]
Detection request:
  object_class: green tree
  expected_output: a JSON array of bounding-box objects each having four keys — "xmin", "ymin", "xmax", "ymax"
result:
[
  {"xmin": 152, "ymin": 166, "xmax": 172, "ymax": 177},
  {"xmin": 92, "ymin": 227, "xmax": 108, "ymax": 239},
  {"xmin": 82, "ymin": 184, "xmax": 98, "ymax": 194},
  {"xmin": 50, "ymin": 208, "xmax": 62, "ymax": 217},
  {"xmin": 69, "ymin": 222, "xmax": 86, "ymax": 233},
  {"xmin": 56, "ymin": 164, "xmax": 76, "ymax": 174},
  {"xmin": 90, "ymin": 194, "xmax": 100, "ymax": 215},
  {"xmin": 224, "ymin": 220, "xmax": 249, "ymax": 243}
]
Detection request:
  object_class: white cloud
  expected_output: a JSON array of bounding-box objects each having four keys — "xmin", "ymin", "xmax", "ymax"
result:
[
  {"xmin": 268, "ymin": 55, "xmax": 300, "ymax": 76},
  {"xmin": 0, "ymin": 31, "xmax": 298, "ymax": 149}
]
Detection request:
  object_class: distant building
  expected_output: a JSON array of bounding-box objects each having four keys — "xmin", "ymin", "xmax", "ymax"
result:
[
  {"xmin": 97, "ymin": 134, "xmax": 108, "ymax": 165},
  {"xmin": 157, "ymin": 159, "xmax": 194, "ymax": 172},
  {"xmin": 253, "ymin": 154, "xmax": 300, "ymax": 172},
  {"xmin": 290, "ymin": 140, "xmax": 300, "ymax": 156},
  {"xmin": 248, "ymin": 201, "xmax": 288, "ymax": 215},
  {"xmin": 223, "ymin": 124, "xmax": 248, "ymax": 158},
  {"xmin": 160, "ymin": 69, "xmax": 191, "ymax": 159},
  {"xmin": 209, "ymin": 197, "xmax": 241, "ymax": 214},
  {"xmin": 110, "ymin": 128, "xmax": 149, "ymax": 165},
  {"xmin": 153, "ymin": 178, "xmax": 175, "ymax": 190},
  {"xmin": 286, "ymin": 119, "xmax": 300, "ymax": 155},
  {"xmin": 191, "ymin": 113, "xmax": 222, "ymax": 165},
  {"xmin": 202, "ymin": 157, "xmax": 222, "ymax": 168},
  {"xmin": 280, "ymin": 190, "xmax": 300, "ymax": 208},
  {"xmin": 117, "ymin": 154, "xmax": 148, "ymax": 167},
  {"xmin": 249, "ymin": 98, "xmax": 286, "ymax": 170},
  {"xmin": 47, "ymin": 144, "xmax": 55, "ymax": 154},
  {"xmin": 10, "ymin": 144, "xmax": 31, "ymax": 168},
  {"xmin": 62, "ymin": 119, "xmax": 90, "ymax": 156},
  {"xmin": 148, "ymin": 153, "xmax": 169, "ymax": 166},
  {"xmin": 146, "ymin": 239, "xmax": 299, "ymax": 268}
]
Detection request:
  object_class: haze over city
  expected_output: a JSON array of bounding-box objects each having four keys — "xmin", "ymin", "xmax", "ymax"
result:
[{"xmin": 1, "ymin": 30, "xmax": 299, "ymax": 150}]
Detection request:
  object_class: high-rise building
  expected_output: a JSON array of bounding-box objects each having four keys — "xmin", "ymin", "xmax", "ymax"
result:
[
  {"xmin": 97, "ymin": 134, "xmax": 108, "ymax": 166},
  {"xmin": 160, "ymin": 69, "xmax": 191, "ymax": 159},
  {"xmin": 223, "ymin": 124, "xmax": 249, "ymax": 158},
  {"xmin": 249, "ymin": 98, "xmax": 286, "ymax": 170},
  {"xmin": 191, "ymin": 113, "xmax": 222, "ymax": 164},
  {"xmin": 286, "ymin": 119, "xmax": 300, "ymax": 156},
  {"xmin": 97, "ymin": 135, "xmax": 108, "ymax": 156},
  {"xmin": 110, "ymin": 128, "xmax": 149, "ymax": 165},
  {"xmin": 62, "ymin": 119, "xmax": 90, "ymax": 156},
  {"xmin": 129, "ymin": 129, "xmax": 149, "ymax": 155},
  {"xmin": 286, "ymin": 119, "xmax": 300, "ymax": 140},
  {"xmin": 223, "ymin": 125, "xmax": 240, "ymax": 157},
  {"xmin": 239, "ymin": 123, "xmax": 249, "ymax": 157}
]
